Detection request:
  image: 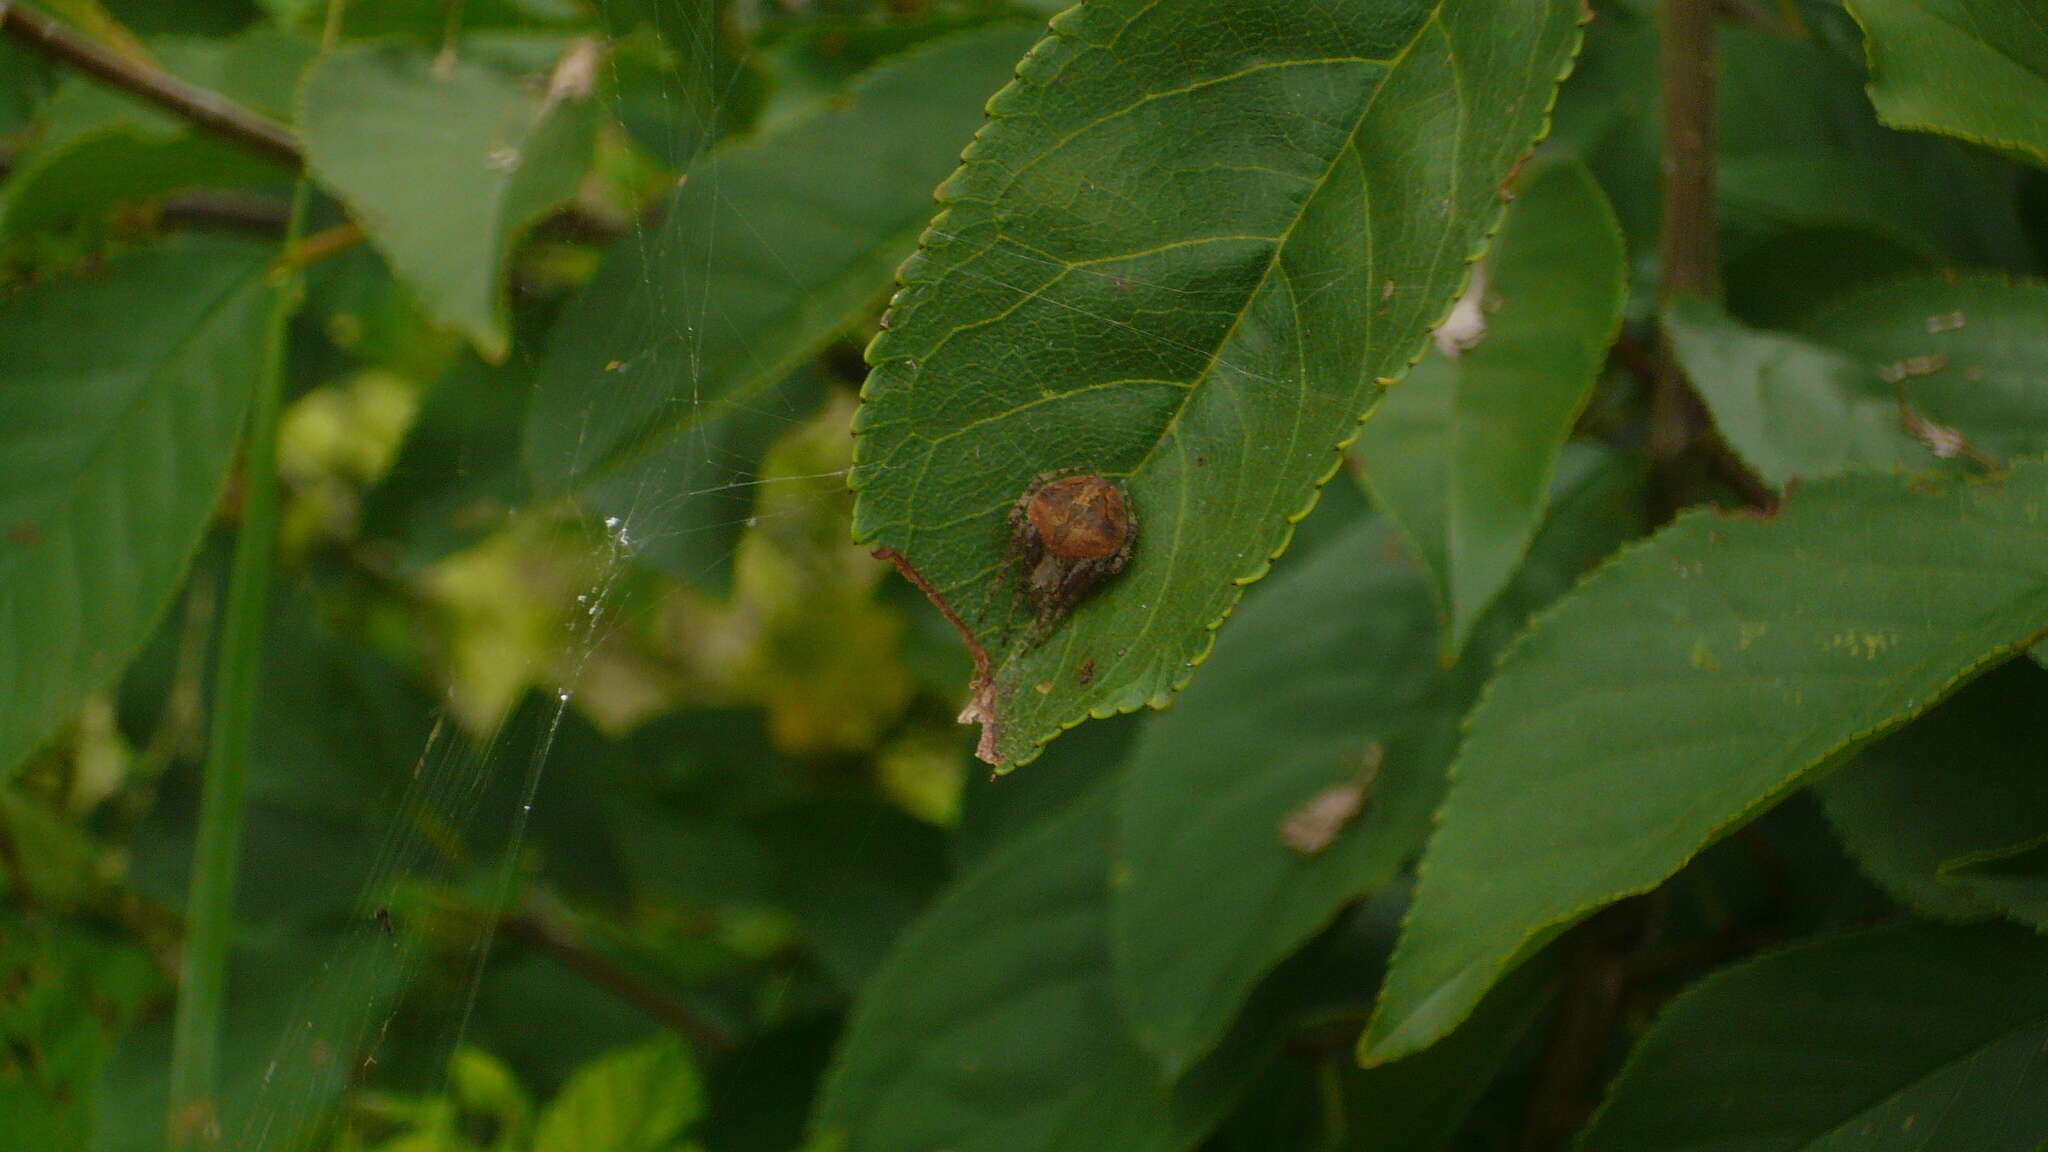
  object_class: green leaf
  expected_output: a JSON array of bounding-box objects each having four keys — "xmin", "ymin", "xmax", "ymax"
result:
[
  {"xmin": 1847, "ymin": 0, "xmax": 2048, "ymax": 170},
  {"xmin": 126, "ymin": 594, "xmax": 438, "ymax": 921},
  {"xmin": 1355, "ymin": 158, "xmax": 1626, "ymax": 657},
  {"xmin": 0, "ymin": 910, "xmax": 158, "ymax": 1152},
  {"xmin": 532, "ymin": 1033, "xmax": 703, "ymax": 1152},
  {"xmin": 0, "ymin": 238, "xmax": 271, "ymax": 777},
  {"xmin": 1675, "ymin": 276, "xmax": 2048, "ymax": 488},
  {"xmin": 1940, "ymin": 836, "xmax": 2048, "ymax": 929},
  {"xmin": 358, "ymin": 354, "xmax": 532, "ymax": 575},
  {"xmin": 95, "ymin": 926, "xmax": 413, "ymax": 1152},
  {"xmin": 1666, "ymin": 298, "xmax": 1924, "ymax": 488},
  {"xmin": 1339, "ymin": 953, "xmax": 1556, "ymax": 1152},
  {"xmin": 1554, "ymin": 20, "xmax": 2029, "ymax": 268},
  {"xmin": 814, "ymin": 785, "xmax": 1250, "ymax": 1152},
  {"xmin": 750, "ymin": 10, "xmax": 1003, "ymax": 138},
  {"xmin": 848, "ymin": 0, "xmax": 1588, "ymax": 767},
  {"xmin": 525, "ymin": 23, "xmax": 1036, "ymax": 591},
  {"xmin": 0, "ymin": 31, "xmax": 309, "ymax": 236},
  {"xmin": 1577, "ymin": 923, "xmax": 2048, "ymax": 1151},
  {"xmin": 599, "ymin": 0, "xmax": 760, "ymax": 171},
  {"xmin": 1363, "ymin": 461, "xmax": 2048, "ymax": 1064},
  {"xmin": 1818, "ymin": 661, "xmax": 2048, "ymax": 926},
  {"xmin": 1111, "ymin": 452, "xmax": 1636, "ymax": 1072},
  {"xmin": 749, "ymin": 796, "xmax": 950, "ymax": 992},
  {"xmin": 1113, "ymin": 515, "xmax": 1449, "ymax": 1074},
  {"xmin": 955, "ymin": 711, "xmax": 1140, "ymax": 867},
  {"xmin": 1793, "ymin": 275, "xmax": 2048, "ymax": 462},
  {"xmin": 1711, "ymin": 26, "xmax": 2031, "ymax": 264},
  {"xmin": 298, "ymin": 43, "xmax": 598, "ymax": 361}
]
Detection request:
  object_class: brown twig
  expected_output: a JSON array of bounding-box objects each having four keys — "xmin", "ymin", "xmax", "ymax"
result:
[
  {"xmin": 0, "ymin": 1, "xmax": 299, "ymax": 169},
  {"xmin": 279, "ymin": 220, "xmax": 364, "ymax": 268},
  {"xmin": 1657, "ymin": 0, "xmax": 1718, "ymax": 311},
  {"xmin": 158, "ymin": 190, "xmax": 292, "ymax": 234},
  {"xmin": 500, "ymin": 907, "xmax": 736, "ymax": 1054},
  {"xmin": 1647, "ymin": 0, "xmax": 1722, "ymax": 521},
  {"xmin": 0, "ymin": 5, "xmax": 633, "ymax": 257},
  {"xmin": 1518, "ymin": 900, "xmax": 1654, "ymax": 1152},
  {"xmin": 149, "ymin": 192, "xmax": 631, "ymax": 253}
]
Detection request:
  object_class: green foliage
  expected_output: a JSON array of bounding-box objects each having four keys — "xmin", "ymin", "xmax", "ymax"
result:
[
  {"xmin": 1848, "ymin": 0, "xmax": 2048, "ymax": 169},
  {"xmin": 530, "ymin": 1034, "xmax": 702, "ymax": 1152},
  {"xmin": 4, "ymin": 0, "xmax": 2048, "ymax": 1149},
  {"xmin": 0, "ymin": 912, "xmax": 158, "ymax": 1150},
  {"xmin": 1673, "ymin": 274, "xmax": 2048, "ymax": 486},
  {"xmin": 1367, "ymin": 462, "xmax": 2048, "ymax": 1063},
  {"xmin": 0, "ymin": 238, "xmax": 271, "ymax": 777},
  {"xmin": 298, "ymin": 43, "xmax": 600, "ymax": 361},
  {"xmin": 1940, "ymin": 836, "xmax": 2048, "ymax": 929},
  {"xmin": 1578, "ymin": 923, "xmax": 2048, "ymax": 1151},
  {"xmin": 1818, "ymin": 662, "xmax": 2048, "ymax": 927},
  {"xmin": 525, "ymin": 23, "xmax": 1034, "ymax": 592},
  {"xmin": 1112, "ymin": 453, "xmax": 1637, "ymax": 1073},
  {"xmin": 848, "ymin": 0, "xmax": 1587, "ymax": 766},
  {"xmin": 1354, "ymin": 158, "xmax": 1628, "ymax": 658},
  {"xmin": 815, "ymin": 785, "xmax": 1255, "ymax": 1152},
  {"xmin": 0, "ymin": 31, "xmax": 306, "ymax": 236}
]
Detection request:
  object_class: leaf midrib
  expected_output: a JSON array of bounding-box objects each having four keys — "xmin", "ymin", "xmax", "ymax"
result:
[
  {"xmin": 960, "ymin": 8, "xmax": 1448, "ymax": 671},
  {"xmin": 1121, "ymin": 8, "xmax": 1443, "ymax": 483}
]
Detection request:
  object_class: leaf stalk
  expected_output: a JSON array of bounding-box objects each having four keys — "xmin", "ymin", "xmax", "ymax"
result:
[{"xmin": 163, "ymin": 177, "xmax": 311, "ymax": 1150}]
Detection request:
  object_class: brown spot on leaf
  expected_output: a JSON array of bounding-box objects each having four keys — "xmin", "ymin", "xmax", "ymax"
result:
[
  {"xmin": 1877, "ymin": 353, "xmax": 1947, "ymax": 383},
  {"xmin": 1280, "ymin": 744, "xmax": 1382, "ymax": 855}
]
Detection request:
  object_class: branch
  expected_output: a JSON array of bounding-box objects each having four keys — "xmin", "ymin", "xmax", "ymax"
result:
[
  {"xmin": 0, "ymin": 9, "xmax": 637, "ymax": 258},
  {"xmin": 1648, "ymin": 0, "xmax": 1724, "ymax": 520},
  {"xmin": 158, "ymin": 190, "xmax": 292, "ymax": 234},
  {"xmin": 0, "ymin": 1, "xmax": 300, "ymax": 170},
  {"xmin": 501, "ymin": 907, "xmax": 737, "ymax": 1055},
  {"xmin": 1657, "ymin": 0, "xmax": 1718, "ymax": 304},
  {"xmin": 1518, "ymin": 900, "xmax": 1654, "ymax": 1152}
]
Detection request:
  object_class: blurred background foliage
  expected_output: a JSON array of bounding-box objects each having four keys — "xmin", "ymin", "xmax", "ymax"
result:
[{"xmin": 2, "ymin": 0, "xmax": 2046, "ymax": 1149}]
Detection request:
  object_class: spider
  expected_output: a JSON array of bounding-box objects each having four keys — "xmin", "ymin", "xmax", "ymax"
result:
[{"xmin": 1002, "ymin": 470, "xmax": 1137, "ymax": 634}]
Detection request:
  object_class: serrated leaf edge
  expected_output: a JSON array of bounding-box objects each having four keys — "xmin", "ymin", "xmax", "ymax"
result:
[
  {"xmin": 1360, "ymin": 464, "xmax": 2048, "ymax": 1065},
  {"xmin": 849, "ymin": 0, "xmax": 1595, "ymax": 769}
]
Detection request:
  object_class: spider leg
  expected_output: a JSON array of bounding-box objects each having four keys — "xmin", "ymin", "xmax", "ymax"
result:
[{"xmin": 1037, "ymin": 559, "xmax": 1099, "ymax": 628}]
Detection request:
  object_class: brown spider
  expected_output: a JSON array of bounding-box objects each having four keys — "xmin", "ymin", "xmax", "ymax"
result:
[{"xmin": 1002, "ymin": 470, "xmax": 1136, "ymax": 633}]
